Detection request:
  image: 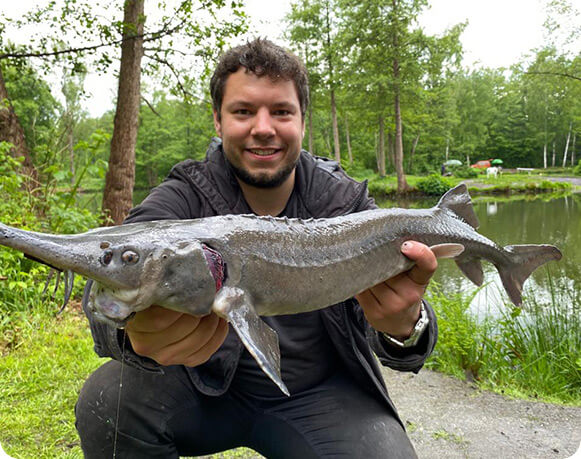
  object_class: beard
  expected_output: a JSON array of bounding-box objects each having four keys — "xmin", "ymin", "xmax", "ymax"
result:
[{"xmin": 228, "ymin": 158, "xmax": 298, "ymax": 189}]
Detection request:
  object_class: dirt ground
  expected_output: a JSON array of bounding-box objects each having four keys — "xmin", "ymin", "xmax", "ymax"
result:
[
  {"xmin": 201, "ymin": 368, "xmax": 580, "ymax": 459},
  {"xmin": 382, "ymin": 367, "xmax": 581, "ymax": 459}
]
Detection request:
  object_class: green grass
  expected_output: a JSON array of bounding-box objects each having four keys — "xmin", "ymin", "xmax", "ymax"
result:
[
  {"xmin": 0, "ymin": 306, "xmax": 262, "ymax": 459},
  {"xmin": 0, "ymin": 305, "xmax": 101, "ymax": 458},
  {"xmin": 356, "ymin": 172, "xmax": 577, "ymax": 198},
  {"xmin": 425, "ymin": 280, "xmax": 581, "ymax": 405}
]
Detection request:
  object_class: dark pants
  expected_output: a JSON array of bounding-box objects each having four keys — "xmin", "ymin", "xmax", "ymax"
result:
[{"xmin": 75, "ymin": 360, "xmax": 417, "ymax": 458}]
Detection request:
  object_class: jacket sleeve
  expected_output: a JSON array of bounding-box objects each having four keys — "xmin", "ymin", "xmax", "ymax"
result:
[
  {"xmin": 354, "ymin": 190, "xmax": 438, "ymax": 373},
  {"xmin": 82, "ymin": 176, "xmax": 202, "ymax": 372}
]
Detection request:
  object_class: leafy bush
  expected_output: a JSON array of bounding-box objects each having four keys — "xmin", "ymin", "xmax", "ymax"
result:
[
  {"xmin": 0, "ymin": 142, "xmax": 102, "ymax": 316},
  {"xmin": 574, "ymin": 160, "xmax": 581, "ymax": 176},
  {"xmin": 452, "ymin": 165, "xmax": 478, "ymax": 179},
  {"xmin": 416, "ymin": 174, "xmax": 453, "ymax": 195}
]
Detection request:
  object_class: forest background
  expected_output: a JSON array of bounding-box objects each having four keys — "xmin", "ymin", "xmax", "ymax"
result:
[{"xmin": 1, "ymin": 0, "xmax": 580, "ymax": 225}]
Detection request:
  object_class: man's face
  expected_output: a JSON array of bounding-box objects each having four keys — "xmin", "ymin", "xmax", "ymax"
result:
[{"xmin": 213, "ymin": 68, "xmax": 305, "ymax": 189}]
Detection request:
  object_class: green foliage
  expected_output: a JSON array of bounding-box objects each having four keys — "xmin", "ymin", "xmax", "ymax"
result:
[
  {"xmin": 574, "ymin": 160, "xmax": 581, "ymax": 176},
  {"xmin": 426, "ymin": 278, "xmax": 581, "ymax": 404},
  {"xmin": 452, "ymin": 165, "xmax": 478, "ymax": 179},
  {"xmin": 0, "ymin": 312, "xmax": 102, "ymax": 459},
  {"xmin": 0, "ymin": 141, "xmax": 102, "ymax": 317},
  {"xmin": 135, "ymin": 93, "xmax": 215, "ymax": 189},
  {"xmin": 0, "ymin": 62, "xmax": 61, "ymax": 156},
  {"xmin": 416, "ymin": 174, "xmax": 453, "ymax": 195}
]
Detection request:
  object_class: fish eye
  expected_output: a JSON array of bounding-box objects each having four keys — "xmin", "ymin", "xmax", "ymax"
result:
[
  {"xmin": 121, "ymin": 250, "xmax": 140, "ymax": 264},
  {"xmin": 100, "ymin": 249, "xmax": 113, "ymax": 265}
]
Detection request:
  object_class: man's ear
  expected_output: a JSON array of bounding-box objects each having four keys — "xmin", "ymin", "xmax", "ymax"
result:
[
  {"xmin": 301, "ymin": 118, "xmax": 306, "ymax": 139},
  {"xmin": 213, "ymin": 110, "xmax": 222, "ymax": 137}
]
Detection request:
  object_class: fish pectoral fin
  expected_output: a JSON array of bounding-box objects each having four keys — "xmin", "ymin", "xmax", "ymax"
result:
[
  {"xmin": 213, "ymin": 287, "xmax": 289, "ymax": 396},
  {"xmin": 430, "ymin": 243, "xmax": 465, "ymax": 259}
]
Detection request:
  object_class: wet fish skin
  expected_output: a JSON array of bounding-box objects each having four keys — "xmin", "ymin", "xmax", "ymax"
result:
[{"xmin": 0, "ymin": 184, "xmax": 563, "ymax": 395}]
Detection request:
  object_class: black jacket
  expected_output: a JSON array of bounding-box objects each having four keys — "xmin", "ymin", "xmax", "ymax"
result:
[{"xmin": 83, "ymin": 138, "xmax": 437, "ymax": 423}]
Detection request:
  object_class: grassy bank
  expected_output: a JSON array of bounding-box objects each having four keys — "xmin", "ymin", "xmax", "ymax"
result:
[
  {"xmin": 0, "ymin": 306, "xmax": 259, "ymax": 458},
  {"xmin": 353, "ymin": 171, "xmax": 577, "ymax": 198},
  {"xmin": 425, "ymin": 280, "xmax": 581, "ymax": 405}
]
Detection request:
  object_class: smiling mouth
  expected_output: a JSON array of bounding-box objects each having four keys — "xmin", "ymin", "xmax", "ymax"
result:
[{"xmin": 247, "ymin": 148, "xmax": 281, "ymax": 156}]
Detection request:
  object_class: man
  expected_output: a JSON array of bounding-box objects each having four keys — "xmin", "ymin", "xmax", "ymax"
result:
[{"xmin": 76, "ymin": 38, "xmax": 438, "ymax": 458}]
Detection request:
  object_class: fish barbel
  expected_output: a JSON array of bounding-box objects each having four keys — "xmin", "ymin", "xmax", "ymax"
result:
[{"xmin": 0, "ymin": 184, "xmax": 562, "ymax": 395}]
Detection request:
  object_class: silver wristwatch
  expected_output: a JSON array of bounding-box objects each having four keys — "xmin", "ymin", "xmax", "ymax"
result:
[{"xmin": 381, "ymin": 301, "xmax": 429, "ymax": 348}]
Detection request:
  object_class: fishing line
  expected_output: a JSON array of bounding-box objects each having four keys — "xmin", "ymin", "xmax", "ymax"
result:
[{"xmin": 112, "ymin": 329, "xmax": 127, "ymax": 458}]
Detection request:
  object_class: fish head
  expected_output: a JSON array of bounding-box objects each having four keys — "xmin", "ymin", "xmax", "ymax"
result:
[{"xmin": 87, "ymin": 240, "xmax": 218, "ymax": 326}]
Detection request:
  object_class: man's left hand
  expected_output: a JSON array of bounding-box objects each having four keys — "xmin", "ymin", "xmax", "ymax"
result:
[{"xmin": 355, "ymin": 241, "xmax": 437, "ymax": 340}]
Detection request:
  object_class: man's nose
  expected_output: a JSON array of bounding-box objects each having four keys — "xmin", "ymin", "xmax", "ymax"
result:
[{"xmin": 251, "ymin": 108, "xmax": 275, "ymax": 138}]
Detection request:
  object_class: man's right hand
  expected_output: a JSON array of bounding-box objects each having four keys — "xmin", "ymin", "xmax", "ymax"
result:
[{"xmin": 125, "ymin": 306, "xmax": 229, "ymax": 367}]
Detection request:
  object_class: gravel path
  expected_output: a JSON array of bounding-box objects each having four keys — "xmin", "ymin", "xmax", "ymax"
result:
[
  {"xmin": 382, "ymin": 367, "xmax": 581, "ymax": 458},
  {"xmin": 201, "ymin": 368, "xmax": 580, "ymax": 459}
]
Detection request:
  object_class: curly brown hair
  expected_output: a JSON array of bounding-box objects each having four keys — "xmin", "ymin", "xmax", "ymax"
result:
[{"xmin": 210, "ymin": 38, "xmax": 309, "ymax": 120}]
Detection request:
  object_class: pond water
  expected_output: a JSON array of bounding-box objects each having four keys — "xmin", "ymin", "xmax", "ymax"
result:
[{"xmin": 379, "ymin": 193, "xmax": 580, "ymax": 314}]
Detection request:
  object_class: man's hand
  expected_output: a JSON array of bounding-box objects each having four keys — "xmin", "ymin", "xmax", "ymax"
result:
[
  {"xmin": 125, "ymin": 306, "xmax": 229, "ymax": 367},
  {"xmin": 355, "ymin": 241, "xmax": 437, "ymax": 340}
]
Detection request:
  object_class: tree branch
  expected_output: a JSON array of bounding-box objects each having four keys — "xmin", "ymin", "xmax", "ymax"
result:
[
  {"xmin": 0, "ymin": 18, "xmax": 187, "ymax": 61},
  {"xmin": 143, "ymin": 52, "xmax": 195, "ymax": 100},
  {"xmin": 141, "ymin": 95, "xmax": 162, "ymax": 117},
  {"xmin": 525, "ymin": 71, "xmax": 581, "ymax": 82}
]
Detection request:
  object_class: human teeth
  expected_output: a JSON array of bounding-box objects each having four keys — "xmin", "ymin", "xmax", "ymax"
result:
[{"xmin": 249, "ymin": 149, "xmax": 277, "ymax": 156}]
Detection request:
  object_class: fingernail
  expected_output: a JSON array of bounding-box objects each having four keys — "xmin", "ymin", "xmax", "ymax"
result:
[{"xmin": 401, "ymin": 241, "xmax": 413, "ymax": 252}]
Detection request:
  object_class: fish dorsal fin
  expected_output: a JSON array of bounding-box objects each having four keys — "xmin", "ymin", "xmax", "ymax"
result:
[
  {"xmin": 430, "ymin": 243, "xmax": 465, "ymax": 259},
  {"xmin": 436, "ymin": 184, "xmax": 479, "ymax": 229}
]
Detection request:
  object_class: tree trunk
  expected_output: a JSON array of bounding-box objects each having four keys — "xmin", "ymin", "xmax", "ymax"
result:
[
  {"xmin": 391, "ymin": 2, "xmax": 408, "ymax": 193},
  {"xmin": 0, "ymin": 66, "xmax": 38, "ymax": 186},
  {"xmin": 378, "ymin": 115, "xmax": 386, "ymax": 177},
  {"xmin": 68, "ymin": 122, "xmax": 75, "ymax": 183},
  {"xmin": 308, "ymin": 92, "xmax": 314, "ymax": 154},
  {"xmin": 102, "ymin": 0, "xmax": 145, "ymax": 225},
  {"xmin": 562, "ymin": 122, "xmax": 572, "ymax": 168},
  {"xmin": 330, "ymin": 90, "xmax": 340, "ymax": 163},
  {"xmin": 324, "ymin": 2, "xmax": 340, "ymax": 164},
  {"xmin": 409, "ymin": 132, "xmax": 420, "ymax": 171},
  {"xmin": 543, "ymin": 143, "xmax": 547, "ymax": 169},
  {"xmin": 552, "ymin": 141, "xmax": 556, "ymax": 168},
  {"xmin": 387, "ymin": 131, "xmax": 395, "ymax": 170},
  {"xmin": 393, "ymin": 74, "xmax": 408, "ymax": 192},
  {"xmin": 445, "ymin": 137, "xmax": 449, "ymax": 162},
  {"xmin": 571, "ymin": 133, "xmax": 576, "ymax": 166},
  {"xmin": 344, "ymin": 115, "xmax": 352, "ymax": 164}
]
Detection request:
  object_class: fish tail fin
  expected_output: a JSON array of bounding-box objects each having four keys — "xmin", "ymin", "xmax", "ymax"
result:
[
  {"xmin": 498, "ymin": 244, "xmax": 562, "ymax": 306},
  {"xmin": 436, "ymin": 184, "xmax": 479, "ymax": 229}
]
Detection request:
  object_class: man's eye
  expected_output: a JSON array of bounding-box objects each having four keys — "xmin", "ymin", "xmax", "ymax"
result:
[
  {"xmin": 234, "ymin": 109, "xmax": 251, "ymax": 115},
  {"xmin": 274, "ymin": 110, "xmax": 291, "ymax": 116}
]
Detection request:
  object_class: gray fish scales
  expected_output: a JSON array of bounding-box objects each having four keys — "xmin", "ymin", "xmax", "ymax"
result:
[{"xmin": 0, "ymin": 184, "xmax": 562, "ymax": 395}]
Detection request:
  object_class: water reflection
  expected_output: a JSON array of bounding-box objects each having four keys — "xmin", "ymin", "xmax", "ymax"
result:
[{"xmin": 379, "ymin": 193, "xmax": 580, "ymax": 313}]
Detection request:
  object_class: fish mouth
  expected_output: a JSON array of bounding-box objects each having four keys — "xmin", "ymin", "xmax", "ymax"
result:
[{"xmin": 92, "ymin": 310, "xmax": 136, "ymax": 329}]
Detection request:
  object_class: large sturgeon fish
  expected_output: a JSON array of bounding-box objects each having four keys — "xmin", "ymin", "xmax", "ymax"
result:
[{"xmin": 0, "ymin": 184, "xmax": 562, "ymax": 394}]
